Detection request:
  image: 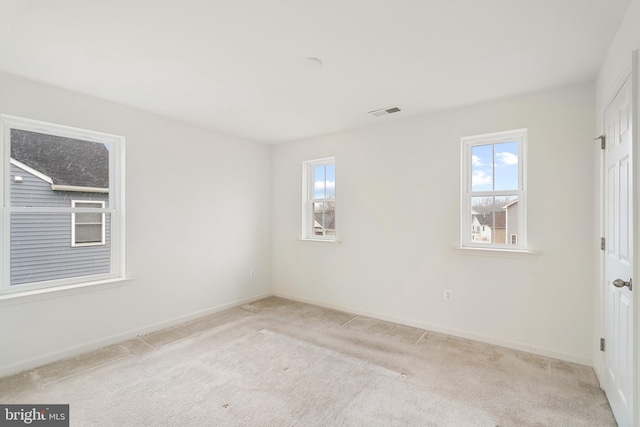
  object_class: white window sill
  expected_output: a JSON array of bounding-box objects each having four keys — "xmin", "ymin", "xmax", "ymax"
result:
[
  {"xmin": 0, "ymin": 277, "xmax": 133, "ymax": 307},
  {"xmin": 298, "ymin": 238, "xmax": 342, "ymax": 245},
  {"xmin": 453, "ymin": 247, "xmax": 539, "ymax": 259}
]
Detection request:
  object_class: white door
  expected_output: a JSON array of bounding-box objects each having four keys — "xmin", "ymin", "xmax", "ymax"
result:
[{"xmin": 603, "ymin": 75, "xmax": 634, "ymax": 427}]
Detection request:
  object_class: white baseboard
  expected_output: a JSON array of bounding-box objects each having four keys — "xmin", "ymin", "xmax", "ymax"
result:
[
  {"xmin": 273, "ymin": 291, "xmax": 593, "ymax": 367},
  {"xmin": 0, "ymin": 292, "xmax": 271, "ymax": 378},
  {"xmin": 592, "ymin": 357, "xmax": 605, "ymax": 388}
]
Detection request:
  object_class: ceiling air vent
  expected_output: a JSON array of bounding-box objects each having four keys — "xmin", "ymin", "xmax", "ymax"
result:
[{"xmin": 368, "ymin": 106, "xmax": 402, "ymax": 117}]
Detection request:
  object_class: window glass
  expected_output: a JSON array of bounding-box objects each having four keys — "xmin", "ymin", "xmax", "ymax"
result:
[
  {"xmin": 462, "ymin": 129, "xmax": 526, "ymax": 249},
  {"xmin": 471, "ymin": 144, "xmax": 493, "ymax": 191},
  {"xmin": 73, "ymin": 201, "xmax": 105, "ymax": 246},
  {"xmin": 494, "ymin": 141, "xmax": 518, "ymax": 191},
  {"xmin": 1, "ymin": 115, "xmax": 124, "ymax": 293},
  {"xmin": 314, "ymin": 165, "xmax": 326, "ymax": 199},
  {"xmin": 325, "ymin": 164, "xmax": 336, "ymax": 199},
  {"xmin": 303, "ymin": 158, "xmax": 336, "ymax": 241},
  {"xmin": 10, "ymin": 129, "xmax": 110, "ymax": 207}
]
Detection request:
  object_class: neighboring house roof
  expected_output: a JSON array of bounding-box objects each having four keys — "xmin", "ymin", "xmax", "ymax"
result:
[
  {"xmin": 473, "ymin": 211, "xmax": 506, "ymax": 229},
  {"xmin": 10, "ymin": 129, "xmax": 109, "ymax": 189},
  {"xmin": 314, "ymin": 210, "xmax": 336, "ymax": 229},
  {"xmin": 503, "ymin": 199, "xmax": 518, "ymax": 209}
]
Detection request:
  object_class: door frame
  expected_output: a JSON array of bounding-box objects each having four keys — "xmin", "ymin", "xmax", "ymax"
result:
[
  {"xmin": 634, "ymin": 48, "xmax": 640, "ymax": 427},
  {"xmin": 596, "ymin": 49, "xmax": 638, "ymax": 426}
]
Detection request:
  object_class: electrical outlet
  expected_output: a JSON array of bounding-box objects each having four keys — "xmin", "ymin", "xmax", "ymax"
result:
[
  {"xmin": 250, "ymin": 270, "xmax": 256, "ymax": 279},
  {"xmin": 444, "ymin": 289, "xmax": 453, "ymax": 301}
]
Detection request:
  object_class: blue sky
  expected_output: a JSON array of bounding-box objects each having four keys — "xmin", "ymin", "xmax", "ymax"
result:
[
  {"xmin": 471, "ymin": 141, "xmax": 518, "ymax": 192},
  {"xmin": 314, "ymin": 164, "xmax": 335, "ymax": 199}
]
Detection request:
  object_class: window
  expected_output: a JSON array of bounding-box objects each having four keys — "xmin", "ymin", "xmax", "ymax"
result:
[
  {"xmin": 1, "ymin": 115, "xmax": 125, "ymax": 293},
  {"xmin": 72, "ymin": 200, "xmax": 106, "ymax": 246},
  {"xmin": 461, "ymin": 129, "xmax": 526, "ymax": 249},
  {"xmin": 302, "ymin": 158, "xmax": 336, "ymax": 241}
]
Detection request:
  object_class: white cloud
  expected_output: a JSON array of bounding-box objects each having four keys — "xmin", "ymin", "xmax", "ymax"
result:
[
  {"xmin": 495, "ymin": 152, "xmax": 518, "ymax": 166},
  {"xmin": 472, "ymin": 171, "xmax": 492, "ymax": 187},
  {"xmin": 315, "ymin": 180, "xmax": 335, "ymax": 194},
  {"xmin": 472, "ymin": 155, "xmax": 483, "ymax": 166}
]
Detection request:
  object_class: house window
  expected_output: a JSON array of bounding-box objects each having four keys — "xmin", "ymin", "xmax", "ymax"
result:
[
  {"xmin": 461, "ymin": 129, "xmax": 526, "ymax": 249},
  {"xmin": 72, "ymin": 200, "xmax": 106, "ymax": 246},
  {"xmin": 1, "ymin": 115, "xmax": 125, "ymax": 292},
  {"xmin": 302, "ymin": 157, "xmax": 336, "ymax": 241}
]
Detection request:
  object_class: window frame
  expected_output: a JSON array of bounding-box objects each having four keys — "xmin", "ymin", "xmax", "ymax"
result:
[
  {"xmin": 301, "ymin": 157, "xmax": 336, "ymax": 242},
  {"xmin": 0, "ymin": 114, "xmax": 126, "ymax": 294},
  {"xmin": 460, "ymin": 129, "xmax": 527, "ymax": 250},
  {"xmin": 71, "ymin": 200, "xmax": 106, "ymax": 247}
]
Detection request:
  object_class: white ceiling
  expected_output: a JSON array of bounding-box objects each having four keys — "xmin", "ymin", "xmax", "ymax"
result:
[{"xmin": 0, "ymin": 0, "xmax": 631, "ymax": 143}]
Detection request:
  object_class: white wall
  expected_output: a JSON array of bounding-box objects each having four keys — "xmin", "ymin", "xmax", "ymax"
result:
[
  {"xmin": 0, "ymin": 71, "xmax": 272, "ymax": 376},
  {"xmin": 596, "ymin": 0, "xmax": 640, "ymax": 120},
  {"xmin": 593, "ymin": 0, "xmax": 640, "ymax": 419},
  {"xmin": 272, "ymin": 82, "xmax": 595, "ymax": 364}
]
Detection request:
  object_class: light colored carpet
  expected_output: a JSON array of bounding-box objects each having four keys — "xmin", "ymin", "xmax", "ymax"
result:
[{"xmin": 0, "ymin": 297, "xmax": 615, "ymax": 426}]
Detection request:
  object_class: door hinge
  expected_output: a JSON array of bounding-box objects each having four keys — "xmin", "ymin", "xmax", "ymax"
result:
[
  {"xmin": 595, "ymin": 135, "xmax": 606, "ymax": 149},
  {"xmin": 600, "ymin": 338, "xmax": 605, "ymax": 352},
  {"xmin": 601, "ymin": 237, "xmax": 605, "ymax": 251}
]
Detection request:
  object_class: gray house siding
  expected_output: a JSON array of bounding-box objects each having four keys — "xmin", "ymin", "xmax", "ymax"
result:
[{"xmin": 10, "ymin": 163, "xmax": 110, "ymax": 286}]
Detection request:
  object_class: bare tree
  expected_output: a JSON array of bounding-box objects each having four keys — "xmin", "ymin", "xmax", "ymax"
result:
[{"xmin": 471, "ymin": 196, "xmax": 516, "ymax": 214}]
